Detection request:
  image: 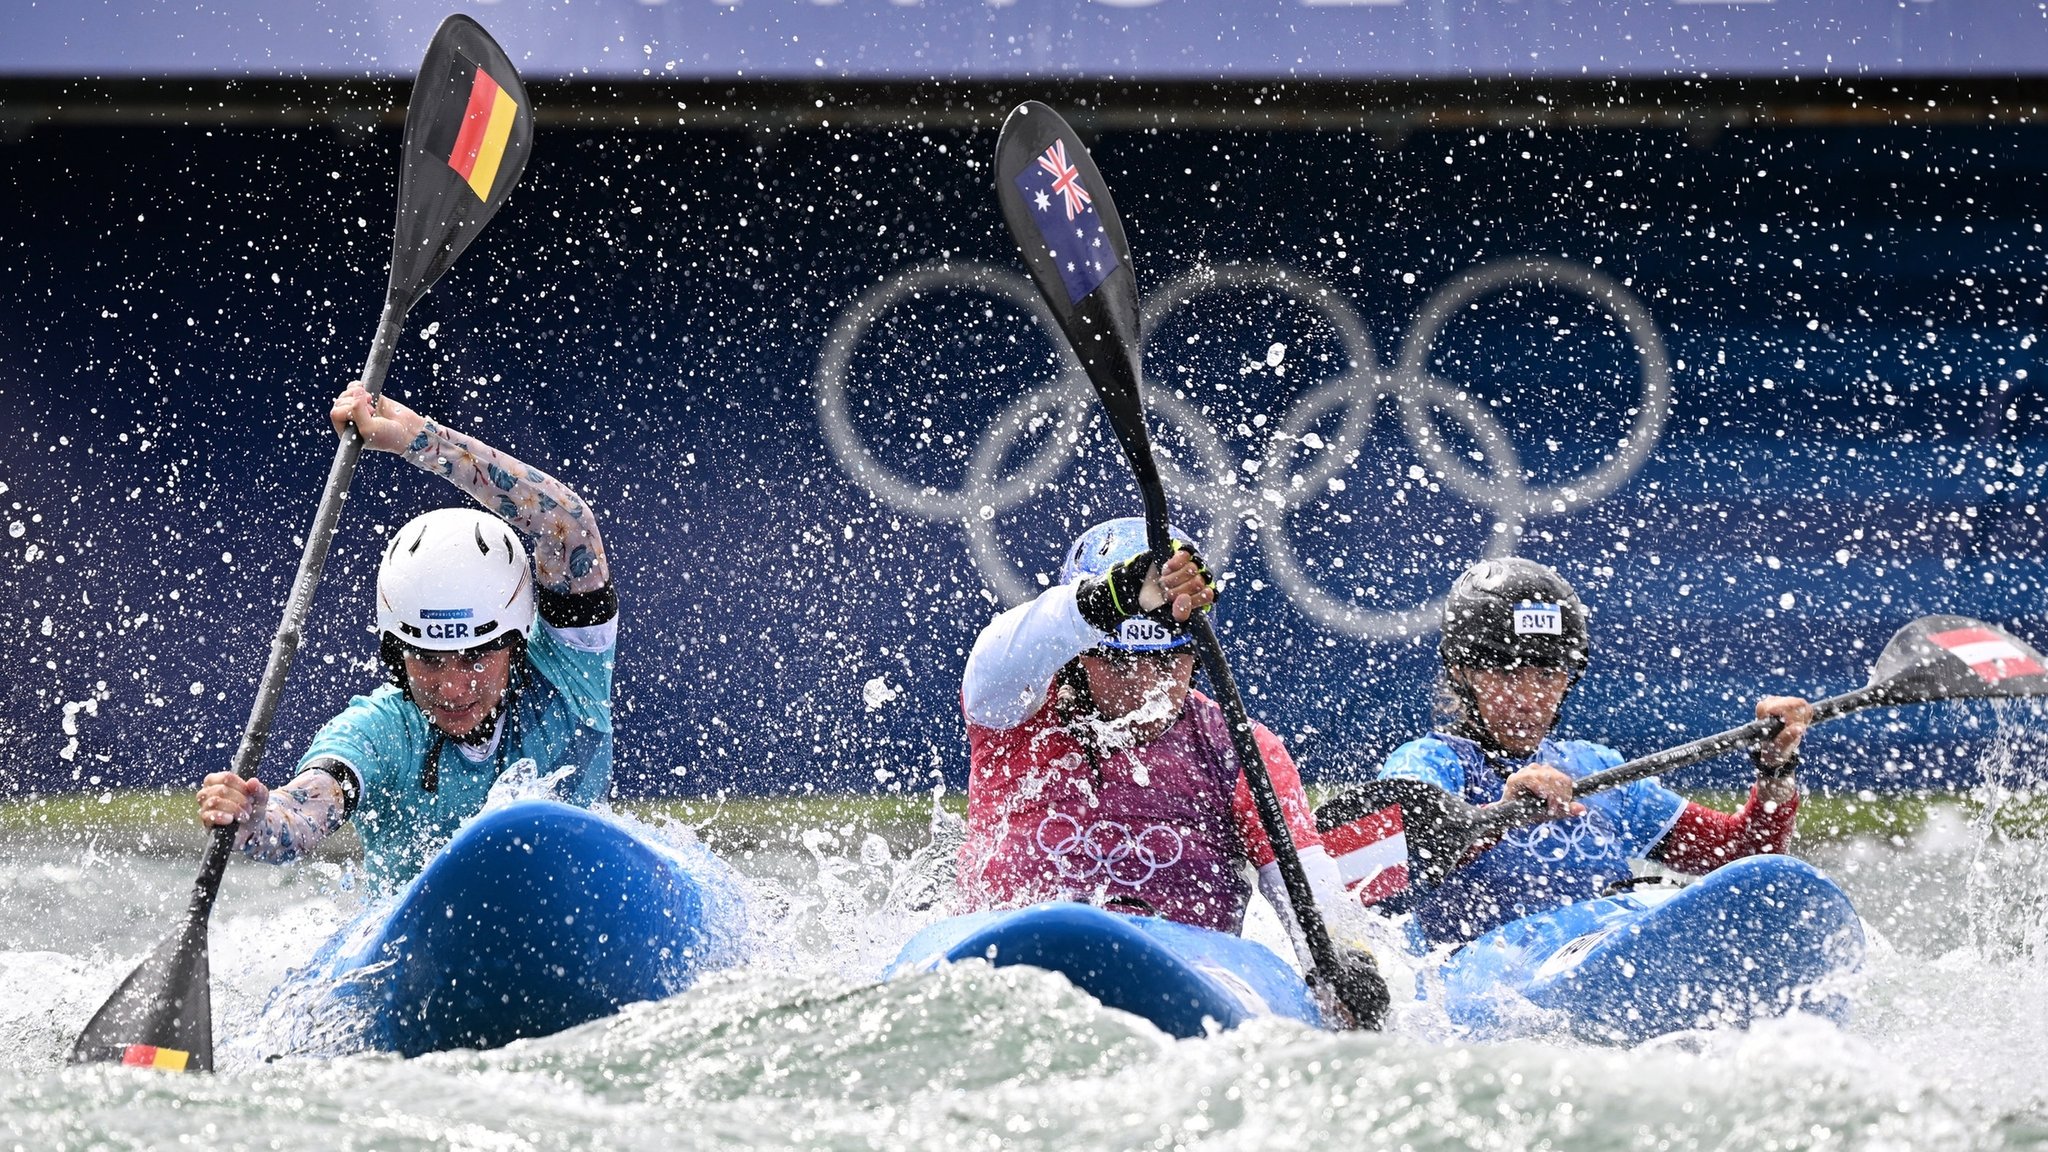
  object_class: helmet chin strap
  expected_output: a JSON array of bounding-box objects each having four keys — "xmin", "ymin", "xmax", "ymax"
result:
[{"xmin": 1054, "ymin": 658, "xmax": 1094, "ymax": 719}]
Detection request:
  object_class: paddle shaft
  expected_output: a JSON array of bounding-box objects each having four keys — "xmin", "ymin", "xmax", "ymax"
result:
[
  {"xmin": 1468, "ymin": 680, "xmax": 1885, "ymax": 842},
  {"xmin": 191, "ymin": 297, "xmax": 410, "ymax": 910},
  {"xmin": 991, "ymin": 101, "xmax": 1378, "ymax": 1024},
  {"xmin": 1189, "ymin": 615, "xmax": 1355, "ymax": 976},
  {"xmin": 1113, "ymin": 305, "xmax": 1359, "ymax": 1011}
]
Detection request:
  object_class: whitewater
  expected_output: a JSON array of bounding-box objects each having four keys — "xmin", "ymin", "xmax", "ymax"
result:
[{"xmin": 1, "ymin": 770, "xmax": 2043, "ymax": 1152}]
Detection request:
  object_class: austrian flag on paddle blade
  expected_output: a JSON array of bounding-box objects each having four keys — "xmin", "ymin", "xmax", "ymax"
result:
[
  {"xmin": 1929, "ymin": 626, "xmax": 2046, "ymax": 682},
  {"xmin": 430, "ymin": 55, "xmax": 520, "ymax": 201},
  {"xmin": 1012, "ymin": 140, "xmax": 1120, "ymax": 306},
  {"xmin": 1323, "ymin": 802, "xmax": 1409, "ymax": 907}
]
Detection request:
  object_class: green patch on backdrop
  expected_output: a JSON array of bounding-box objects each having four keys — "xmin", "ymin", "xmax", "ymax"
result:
[
  {"xmin": 0, "ymin": 788, "xmax": 969, "ymax": 859},
  {"xmin": 4, "ymin": 787, "xmax": 2041, "ymax": 860}
]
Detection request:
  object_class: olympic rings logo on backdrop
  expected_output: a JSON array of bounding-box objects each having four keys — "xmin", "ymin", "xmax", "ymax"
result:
[
  {"xmin": 1034, "ymin": 813, "xmax": 1187, "ymax": 886},
  {"xmin": 814, "ymin": 258, "xmax": 1673, "ymax": 639}
]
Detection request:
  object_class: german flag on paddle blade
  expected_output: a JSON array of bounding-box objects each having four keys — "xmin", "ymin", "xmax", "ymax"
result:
[
  {"xmin": 119, "ymin": 1044, "xmax": 192, "ymax": 1072},
  {"xmin": 387, "ymin": 15, "xmax": 532, "ymax": 306},
  {"xmin": 424, "ymin": 52, "xmax": 521, "ymax": 202}
]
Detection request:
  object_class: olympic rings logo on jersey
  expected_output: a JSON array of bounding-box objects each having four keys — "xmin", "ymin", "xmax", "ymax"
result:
[
  {"xmin": 814, "ymin": 258, "xmax": 1673, "ymax": 639},
  {"xmin": 1512, "ymin": 812, "xmax": 1619, "ymax": 864},
  {"xmin": 1034, "ymin": 813, "xmax": 1187, "ymax": 886}
]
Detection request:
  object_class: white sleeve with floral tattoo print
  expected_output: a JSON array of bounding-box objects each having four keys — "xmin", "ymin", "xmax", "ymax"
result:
[
  {"xmin": 232, "ymin": 769, "xmax": 351, "ymax": 863},
  {"xmin": 399, "ymin": 418, "xmax": 610, "ymax": 596}
]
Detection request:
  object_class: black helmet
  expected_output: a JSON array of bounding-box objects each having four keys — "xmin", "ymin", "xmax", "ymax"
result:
[{"xmin": 1438, "ymin": 558, "xmax": 1590, "ymax": 675}]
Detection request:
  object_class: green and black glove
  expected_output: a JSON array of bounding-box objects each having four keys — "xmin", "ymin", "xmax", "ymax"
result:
[{"xmin": 1073, "ymin": 543, "xmax": 1216, "ymax": 636}]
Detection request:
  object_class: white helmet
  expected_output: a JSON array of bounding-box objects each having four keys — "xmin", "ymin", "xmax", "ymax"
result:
[{"xmin": 376, "ymin": 508, "xmax": 535, "ymax": 653}]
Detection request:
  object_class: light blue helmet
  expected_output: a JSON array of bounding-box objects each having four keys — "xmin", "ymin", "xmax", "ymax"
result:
[{"xmin": 1059, "ymin": 517, "xmax": 1197, "ymax": 652}]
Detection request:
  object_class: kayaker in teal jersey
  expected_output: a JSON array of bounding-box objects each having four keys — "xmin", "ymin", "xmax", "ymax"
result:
[
  {"xmin": 194, "ymin": 381, "xmax": 616, "ymax": 884},
  {"xmin": 958, "ymin": 519, "xmax": 1384, "ymax": 1019},
  {"xmin": 1365, "ymin": 557, "xmax": 1810, "ymax": 946}
]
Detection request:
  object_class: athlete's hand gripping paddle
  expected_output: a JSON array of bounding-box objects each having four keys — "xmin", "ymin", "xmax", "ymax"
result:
[
  {"xmin": 70, "ymin": 15, "xmax": 535, "ymax": 1073},
  {"xmin": 994, "ymin": 101, "xmax": 1388, "ymax": 1030},
  {"xmin": 1318, "ymin": 614, "xmax": 2048, "ymax": 891}
]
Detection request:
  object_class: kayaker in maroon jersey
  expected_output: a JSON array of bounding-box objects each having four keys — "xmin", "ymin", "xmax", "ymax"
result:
[{"xmin": 955, "ymin": 519, "xmax": 1376, "ymax": 979}]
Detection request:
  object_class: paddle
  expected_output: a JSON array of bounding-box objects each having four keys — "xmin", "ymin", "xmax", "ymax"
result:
[
  {"xmin": 1318, "ymin": 613, "xmax": 2048, "ymax": 890},
  {"xmin": 994, "ymin": 102, "xmax": 1387, "ymax": 1029},
  {"xmin": 69, "ymin": 15, "xmax": 534, "ymax": 1073}
]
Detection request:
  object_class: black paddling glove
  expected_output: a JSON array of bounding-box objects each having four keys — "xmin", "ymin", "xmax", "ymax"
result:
[
  {"xmin": 1074, "ymin": 544, "xmax": 1217, "ymax": 635},
  {"xmin": 1752, "ymin": 748, "xmax": 1800, "ymax": 781},
  {"xmin": 1310, "ymin": 946, "xmax": 1391, "ymax": 1031}
]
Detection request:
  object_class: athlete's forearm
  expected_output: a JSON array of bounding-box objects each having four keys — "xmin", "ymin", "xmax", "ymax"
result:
[
  {"xmin": 1651, "ymin": 787, "xmax": 1801, "ymax": 874},
  {"xmin": 400, "ymin": 419, "xmax": 610, "ymax": 595},
  {"xmin": 234, "ymin": 771, "xmax": 349, "ymax": 864},
  {"xmin": 962, "ymin": 583, "xmax": 1104, "ymax": 729}
]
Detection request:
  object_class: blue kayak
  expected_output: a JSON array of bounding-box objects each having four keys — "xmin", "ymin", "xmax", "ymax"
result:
[
  {"xmin": 266, "ymin": 799, "xmax": 746, "ymax": 1057},
  {"xmin": 886, "ymin": 902, "xmax": 1325, "ymax": 1038},
  {"xmin": 886, "ymin": 856, "xmax": 1860, "ymax": 1046},
  {"xmin": 1433, "ymin": 854, "xmax": 1865, "ymax": 1044}
]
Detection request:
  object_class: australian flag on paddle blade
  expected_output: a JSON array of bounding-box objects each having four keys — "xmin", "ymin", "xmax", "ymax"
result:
[{"xmin": 1014, "ymin": 139, "xmax": 1119, "ymax": 306}]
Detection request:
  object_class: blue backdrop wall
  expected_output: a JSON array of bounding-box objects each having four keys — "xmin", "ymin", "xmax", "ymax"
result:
[
  {"xmin": 11, "ymin": 1, "xmax": 2046, "ymax": 81},
  {"xmin": 3, "ymin": 112, "xmax": 2045, "ymax": 799}
]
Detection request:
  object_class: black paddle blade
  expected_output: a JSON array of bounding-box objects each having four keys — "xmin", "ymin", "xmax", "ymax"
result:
[
  {"xmin": 994, "ymin": 102, "xmax": 1168, "ymax": 546},
  {"xmin": 1316, "ymin": 777, "xmax": 1480, "ymax": 893},
  {"xmin": 388, "ymin": 14, "xmax": 534, "ymax": 308},
  {"xmin": 69, "ymin": 914, "xmax": 213, "ymax": 1072},
  {"xmin": 1867, "ymin": 615, "xmax": 2048, "ymax": 706}
]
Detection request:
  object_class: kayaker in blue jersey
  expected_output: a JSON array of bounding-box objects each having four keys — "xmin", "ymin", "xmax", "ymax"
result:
[
  {"xmin": 1366, "ymin": 557, "xmax": 1810, "ymax": 946},
  {"xmin": 194, "ymin": 381, "xmax": 617, "ymax": 884}
]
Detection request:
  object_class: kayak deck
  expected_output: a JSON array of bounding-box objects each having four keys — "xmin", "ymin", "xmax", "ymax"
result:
[
  {"xmin": 268, "ymin": 799, "xmax": 744, "ymax": 1057},
  {"xmin": 1434, "ymin": 854, "xmax": 1865, "ymax": 1044},
  {"xmin": 888, "ymin": 902, "xmax": 1325, "ymax": 1038}
]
